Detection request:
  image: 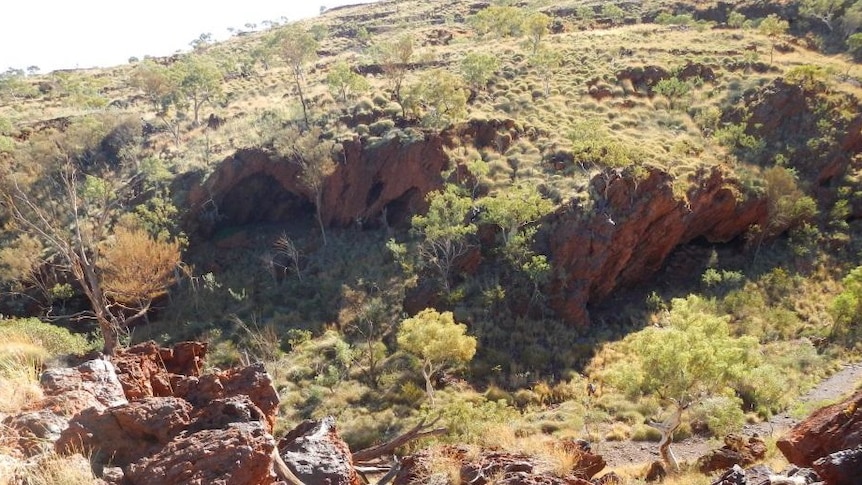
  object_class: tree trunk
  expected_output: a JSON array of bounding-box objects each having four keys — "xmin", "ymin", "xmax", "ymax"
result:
[
  {"xmin": 648, "ymin": 404, "xmax": 684, "ymax": 473},
  {"xmin": 315, "ymin": 190, "xmax": 327, "ymax": 246},
  {"xmin": 293, "ymin": 69, "xmax": 309, "ymax": 126},
  {"xmin": 422, "ymin": 366, "xmax": 435, "ymax": 402}
]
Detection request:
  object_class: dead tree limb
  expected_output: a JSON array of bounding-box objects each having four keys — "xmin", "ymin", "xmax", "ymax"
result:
[{"xmin": 352, "ymin": 417, "xmax": 446, "ymax": 463}]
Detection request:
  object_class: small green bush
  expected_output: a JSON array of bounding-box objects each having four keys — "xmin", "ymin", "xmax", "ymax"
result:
[
  {"xmin": 0, "ymin": 318, "xmax": 95, "ymax": 358},
  {"xmin": 691, "ymin": 395, "xmax": 746, "ymax": 437}
]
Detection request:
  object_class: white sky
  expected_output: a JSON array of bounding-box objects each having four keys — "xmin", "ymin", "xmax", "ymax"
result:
[{"xmin": 1, "ymin": 1, "xmax": 375, "ymax": 73}]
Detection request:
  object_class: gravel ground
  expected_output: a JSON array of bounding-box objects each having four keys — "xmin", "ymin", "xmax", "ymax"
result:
[{"xmin": 599, "ymin": 361, "xmax": 862, "ymax": 469}]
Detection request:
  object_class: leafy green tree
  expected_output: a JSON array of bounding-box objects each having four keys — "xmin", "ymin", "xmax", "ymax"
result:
[
  {"xmin": 597, "ymin": 295, "xmax": 759, "ymax": 471},
  {"xmin": 411, "ymin": 184, "xmax": 477, "ymax": 294},
  {"xmin": 274, "ymin": 127, "xmax": 339, "ymax": 245},
  {"xmin": 374, "ymin": 34, "xmax": 414, "ymax": 113},
  {"xmin": 130, "ymin": 60, "xmax": 174, "ymax": 111},
  {"xmin": 326, "ymin": 61, "xmax": 369, "ymax": 103},
  {"xmin": 653, "ymin": 77, "xmax": 691, "ymax": 110},
  {"xmin": 524, "ymin": 12, "xmax": 551, "ymax": 54},
  {"xmin": 530, "ymin": 47, "xmax": 562, "ymax": 95},
  {"xmin": 403, "ymin": 69, "xmax": 467, "ymax": 128},
  {"xmin": 800, "ymin": 0, "xmax": 846, "ymax": 32},
  {"xmin": 848, "ymin": 32, "xmax": 862, "ymax": 58},
  {"xmin": 728, "ymin": 11, "xmax": 747, "ymax": 28},
  {"xmin": 460, "ymin": 52, "xmax": 499, "ymax": 92},
  {"xmin": 842, "ymin": 1, "xmax": 862, "ymax": 39},
  {"xmin": 397, "ymin": 308, "xmax": 477, "ymax": 401},
  {"xmin": 601, "ymin": 4, "xmax": 626, "ymax": 24},
  {"xmin": 750, "ymin": 166, "xmax": 818, "ymax": 261},
  {"xmin": 279, "ymin": 24, "xmax": 319, "ymax": 126},
  {"xmin": 481, "ymin": 184, "xmax": 553, "ymax": 301},
  {"xmin": 758, "ymin": 14, "xmax": 790, "ymax": 64},
  {"xmin": 830, "ymin": 266, "xmax": 862, "ymax": 343},
  {"xmin": 470, "ymin": 6, "xmax": 525, "ymax": 37},
  {"xmin": 173, "ymin": 55, "xmax": 223, "ymax": 126},
  {"xmin": 480, "ymin": 184, "xmax": 552, "ymax": 250},
  {"xmin": 576, "ymin": 5, "xmax": 595, "ymax": 22}
]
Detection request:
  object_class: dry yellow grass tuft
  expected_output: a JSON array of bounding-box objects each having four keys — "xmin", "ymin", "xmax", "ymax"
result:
[
  {"xmin": 0, "ymin": 451, "xmax": 97, "ymax": 485},
  {"xmin": 0, "ymin": 339, "xmax": 46, "ymax": 414}
]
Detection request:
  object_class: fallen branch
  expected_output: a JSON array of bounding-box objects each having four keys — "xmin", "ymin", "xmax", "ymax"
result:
[{"xmin": 352, "ymin": 417, "xmax": 446, "ymax": 463}]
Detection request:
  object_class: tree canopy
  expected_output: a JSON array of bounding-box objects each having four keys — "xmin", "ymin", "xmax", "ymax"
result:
[{"xmin": 397, "ymin": 308, "xmax": 477, "ymax": 400}]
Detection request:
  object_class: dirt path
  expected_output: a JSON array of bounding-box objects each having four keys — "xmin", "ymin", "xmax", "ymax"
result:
[{"xmin": 598, "ymin": 361, "xmax": 862, "ymax": 468}]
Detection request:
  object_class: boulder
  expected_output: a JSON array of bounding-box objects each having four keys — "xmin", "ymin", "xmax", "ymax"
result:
[
  {"xmin": 112, "ymin": 341, "xmax": 206, "ymax": 400},
  {"xmin": 125, "ymin": 422, "xmax": 276, "ymax": 485},
  {"xmin": 278, "ymin": 417, "xmax": 360, "ymax": 485},
  {"xmin": 698, "ymin": 434, "xmax": 767, "ymax": 473},
  {"xmin": 56, "ymin": 396, "xmax": 193, "ymax": 467},
  {"xmin": 178, "ymin": 362, "xmax": 279, "ymax": 432},
  {"xmin": 812, "ymin": 445, "xmax": 862, "ymax": 485},
  {"xmin": 777, "ymin": 390, "xmax": 862, "ymax": 467},
  {"xmin": 40, "ymin": 358, "xmax": 127, "ymax": 410},
  {"xmin": 2, "ymin": 410, "xmax": 68, "ymax": 456},
  {"xmin": 187, "ymin": 395, "xmax": 269, "ymax": 433}
]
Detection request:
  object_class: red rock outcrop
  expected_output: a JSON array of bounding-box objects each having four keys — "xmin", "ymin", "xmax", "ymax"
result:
[
  {"xmin": 112, "ymin": 340, "xmax": 206, "ymax": 400},
  {"xmin": 777, "ymin": 389, "xmax": 862, "ymax": 467},
  {"xmin": 27, "ymin": 341, "xmax": 286, "ymax": 484},
  {"xmin": 545, "ymin": 165, "xmax": 766, "ymax": 325},
  {"xmin": 729, "ymin": 78, "xmax": 862, "ymax": 189},
  {"xmin": 3, "ymin": 358, "xmax": 127, "ymax": 457},
  {"xmin": 184, "ymin": 119, "xmax": 523, "ymax": 238},
  {"xmin": 125, "ymin": 421, "xmax": 276, "ymax": 485},
  {"xmin": 697, "ymin": 434, "xmax": 767, "ymax": 473},
  {"xmin": 57, "ymin": 396, "xmax": 194, "ymax": 466},
  {"xmin": 279, "ymin": 417, "xmax": 361, "ymax": 485}
]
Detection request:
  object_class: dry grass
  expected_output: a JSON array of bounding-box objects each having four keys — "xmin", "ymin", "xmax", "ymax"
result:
[
  {"xmin": 0, "ymin": 451, "xmax": 97, "ymax": 485},
  {"xmin": 0, "ymin": 340, "xmax": 46, "ymax": 414}
]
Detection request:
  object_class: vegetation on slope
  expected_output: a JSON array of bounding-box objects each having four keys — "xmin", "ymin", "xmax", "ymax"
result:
[{"xmin": 2, "ymin": 0, "xmax": 862, "ymax": 480}]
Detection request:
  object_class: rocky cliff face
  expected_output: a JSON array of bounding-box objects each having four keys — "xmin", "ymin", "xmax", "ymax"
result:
[
  {"xmin": 184, "ymin": 130, "xmax": 450, "ymax": 239},
  {"xmin": 184, "ymin": 119, "xmax": 522, "ymax": 239},
  {"xmin": 543, "ymin": 165, "xmax": 766, "ymax": 325}
]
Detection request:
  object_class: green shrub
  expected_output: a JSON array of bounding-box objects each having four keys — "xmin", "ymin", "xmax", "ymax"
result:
[
  {"xmin": 631, "ymin": 424, "xmax": 662, "ymax": 441},
  {"xmin": 691, "ymin": 395, "xmax": 746, "ymax": 437},
  {"xmin": 369, "ymin": 118, "xmax": 396, "ymax": 137},
  {"xmin": 0, "ymin": 318, "xmax": 95, "ymax": 358}
]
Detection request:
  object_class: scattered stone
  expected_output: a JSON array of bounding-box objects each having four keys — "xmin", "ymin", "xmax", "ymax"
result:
[
  {"xmin": 743, "ymin": 464, "xmax": 774, "ymax": 485},
  {"xmin": 710, "ymin": 464, "xmax": 745, "ymax": 485},
  {"xmin": 179, "ymin": 362, "xmax": 279, "ymax": 431},
  {"xmin": 698, "ymin": 433, "xmax": 767, "ymax": 473},
  {"xmin": 2, "ymin": 410, "xmax": 68, "ymax": 456}
]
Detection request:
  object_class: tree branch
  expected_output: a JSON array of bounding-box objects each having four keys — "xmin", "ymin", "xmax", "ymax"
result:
[{"xmin": 352, "ymin": 417, "xmax": 446, "ymax": 463}]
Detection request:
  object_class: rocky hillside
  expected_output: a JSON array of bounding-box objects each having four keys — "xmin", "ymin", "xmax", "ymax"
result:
[{"xmin": 3, "ymin": 0, "xmax": 862, "ymax": 483}]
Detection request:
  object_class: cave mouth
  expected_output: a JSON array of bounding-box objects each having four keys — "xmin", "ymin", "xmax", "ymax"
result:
[
  {"xmin": 215, "ymin": 173, "xmax": 315, "ymax": 233},
  {"xmin": 383, "ymin": 187, "xmax": 420, "ymax": 229}
]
